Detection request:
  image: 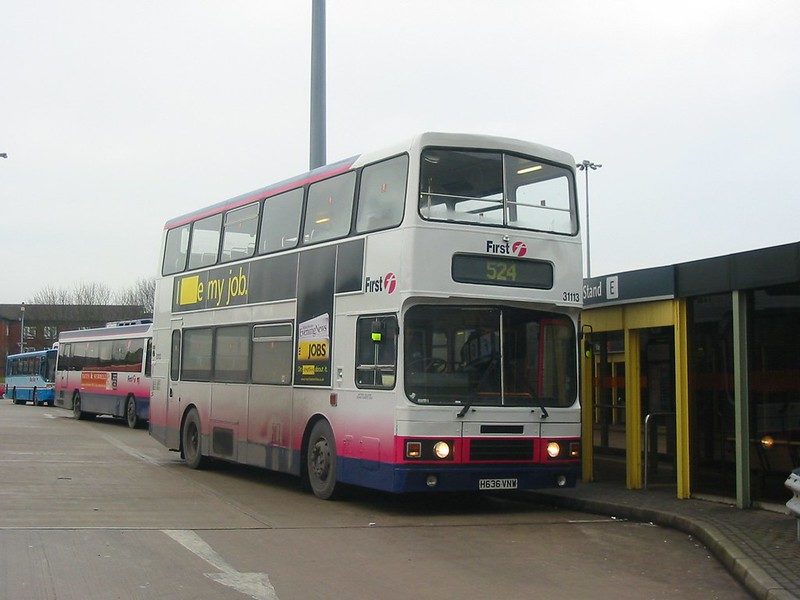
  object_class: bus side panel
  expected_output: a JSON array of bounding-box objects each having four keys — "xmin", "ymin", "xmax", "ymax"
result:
[
  {"xmin": 246, "ymin": 386, "xmax": 293, "ymax": 472},
  {"xmin": 209, "ymin": 382, "xmax": 247, "ymax": 462},
  {"xmin": 55, "ymin": 370, "xmax": 80, "ymax": 410},
  {"xmin": 149, "ymin": 376, "xmax": 169, "ymax": 445},
  {"xmin": 334, "ymin": 391, "xmax": 399, "ymax": 489},
  {"xmin": 76, "ymin": 371, "xmax": 149, "ymax": 417},
  {"xmin": 80, "ymin": 390, "xmax": 119, "ymax": 415}
]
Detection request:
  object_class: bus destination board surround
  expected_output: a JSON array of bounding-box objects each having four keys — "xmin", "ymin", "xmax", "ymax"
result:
[{"xmin": 451, "ymin": 253, "xmax": 554, "ymax": 289}]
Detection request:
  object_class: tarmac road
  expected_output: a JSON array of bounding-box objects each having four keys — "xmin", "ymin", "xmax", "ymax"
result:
[{"xmin": 0, "ymin": 402, "xmax": 751, "ymax": 599}]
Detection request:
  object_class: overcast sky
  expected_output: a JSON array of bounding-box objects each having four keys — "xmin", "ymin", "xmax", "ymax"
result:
[{"xmin": 2, "ymin": 0, "xmax": 799, "ymax": 304}]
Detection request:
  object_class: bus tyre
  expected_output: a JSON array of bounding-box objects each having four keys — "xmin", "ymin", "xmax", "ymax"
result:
[
  {"xmin": 182, "ymin": 409, "xmax": 206, "ymax": 469},
  {"xmin": 306, "ymin": 420, "xmax": 340, "ymax": 500},
  {"xmin": 73, "ymin": 393, "xmax": 86, "ymax": 420},
  {"xmin": 126, "ymin": 396, "xmax": 139, "ymax": 429}
]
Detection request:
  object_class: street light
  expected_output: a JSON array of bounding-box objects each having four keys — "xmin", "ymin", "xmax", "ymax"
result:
[
  {"xmin": 310, "ymin": 0, "xmax": 326, "ymax": 170},
  {"xmin": 576, "ymin": 160, "xmax": 602, "ymax": 277},
  {"xmin": 20, "ymin": 302, "xmax": 25, "ymax": 353}
]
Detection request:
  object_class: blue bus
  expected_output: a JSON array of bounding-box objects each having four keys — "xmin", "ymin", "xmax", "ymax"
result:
[{"xmin": 4, "ymin": 349, "xmax": 58, "ymax": 406}]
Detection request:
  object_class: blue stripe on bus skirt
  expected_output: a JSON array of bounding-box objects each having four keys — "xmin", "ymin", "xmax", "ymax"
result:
[{"xmin": 337, "ymin": 456, "xmax": 580, "ymax": 493}]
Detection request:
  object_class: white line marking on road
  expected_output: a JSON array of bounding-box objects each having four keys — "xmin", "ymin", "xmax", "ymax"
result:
[
  {"xmin": 163, "ymin": 530, "xmax": 278, "ymax": 600},
  {"xmin": 98, "ymin": 432, "xmax": 162, "ymax": 466},
  {"xmin": 42, "ymin": 413, "xmax": 57, "ymax": 419}
]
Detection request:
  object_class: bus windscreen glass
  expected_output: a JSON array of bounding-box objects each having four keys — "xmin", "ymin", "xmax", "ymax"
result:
[{"xmin": 404, "ymin": 306, "xmax": 576, "ymax": 408}]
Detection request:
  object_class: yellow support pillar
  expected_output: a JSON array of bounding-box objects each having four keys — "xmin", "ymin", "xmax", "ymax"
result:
[
  {"xmin": 625, "ymin": 328, "xmax": 642, "ymax": 489},
  {"xmin": 581, "ymin": 337, "xmax": 594, "ymax": 482},
  {"xmin": 673, "ymin": 299, "xmax": 691, "ymax": 499}
]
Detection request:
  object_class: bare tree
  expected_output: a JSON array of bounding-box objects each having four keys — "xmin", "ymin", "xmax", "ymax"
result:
[
  {"xmin": 71, "ymin": 281, "xmax": 113, "ymax": 305},
  {"xmin": 29, "ymin": 279, "xmax": 154, "ymax": 312},
  {"xmin": 29, "ymin": 285, "xmax": 73, "ymax": 305},
  {"xmin": 115, "ymin": 277, "xmax": 156, "ymax": 314}
]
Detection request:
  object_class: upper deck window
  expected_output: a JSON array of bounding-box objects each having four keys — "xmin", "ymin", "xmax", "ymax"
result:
[
  {"xmin": 187, "ymin": 213, "xmax": 223, "ymax": 270},
  {"xmin": 163, "ymin": 224, "xmax": 190, "ymax": 276},
  {"xmin": 259, "ymin": 188, "xmax": 304, "ymax": 254},
  {"xmin": 221, "ymin": 203, "xmax": 258, "ymax": 263},
  {"xmin": 303, "ymin": 171, "xmax": 356, "ymax": 245},
  {"xmin": 419, "ymin": 149, "xmax": 577, "ymax": 235},
  {"xmin": 356, "ymin": 155, "xmax": 408, "ymax": 233}
]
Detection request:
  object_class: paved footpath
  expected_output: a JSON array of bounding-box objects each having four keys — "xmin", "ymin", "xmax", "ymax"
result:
[{"xmin": 529, "ymin": 482, "xmax": 800, "ymax": 600}]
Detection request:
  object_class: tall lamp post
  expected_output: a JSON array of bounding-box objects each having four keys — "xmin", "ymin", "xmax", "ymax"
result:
[
  {"xmin": 576, "ymin": 160, "xmax": 602, "ymax": 277},
  {"xmin": 309, "ymin": 0, "xmax": 326, "ymax": 170},
  {"xmin": 19, "ymin": 302, "xmax": 25, "ymax": 353}
]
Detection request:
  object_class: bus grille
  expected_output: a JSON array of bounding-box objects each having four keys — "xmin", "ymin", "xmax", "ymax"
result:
[{"xmin": 469, "ymin": 439, "xmax": 533, "ymax": 462}]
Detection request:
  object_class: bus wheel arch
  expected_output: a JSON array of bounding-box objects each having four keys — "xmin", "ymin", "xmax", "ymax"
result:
[
  {"xmin": 180, "ymin": 405, "xmax": 207, "ymax": 469},
  {"xmin": 302, "ymin": 416, "xmax": 341, "ymax": 500}
]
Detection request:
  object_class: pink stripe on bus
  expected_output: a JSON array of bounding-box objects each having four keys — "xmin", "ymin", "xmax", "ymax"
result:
[{"xmin": 164, "ymin": 157, "xmax": 358, "ymax": 230}]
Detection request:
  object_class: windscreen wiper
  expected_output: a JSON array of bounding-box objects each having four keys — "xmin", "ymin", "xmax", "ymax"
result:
[
  {"xmin": 456, "ymin": 391, "xmax": 480, "ymax": 418},
  {"xmin": 536, "ymin": 401, "xmax": 550, "ymax": 419},
  {"xmin": 527, "ymin": 382, "xmax": 549, "ymax": 419},
  {"xmin": 457, "ymin": 399, "xmax": 473, "ymax": 418}
]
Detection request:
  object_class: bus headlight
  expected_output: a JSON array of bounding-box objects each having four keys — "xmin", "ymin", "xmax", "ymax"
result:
[
  {"xmin": 433, "ymin": 441, "xmax": 451, "ymax": 459},
  {"xmin": 546, "ymin": 442, "xmax": 561, "ymax": 459}
]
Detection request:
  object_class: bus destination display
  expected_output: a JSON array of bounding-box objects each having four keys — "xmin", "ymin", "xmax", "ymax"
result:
[{"xmin": 451, "ymin": 254, "xmax": 553, "ymax": 289}]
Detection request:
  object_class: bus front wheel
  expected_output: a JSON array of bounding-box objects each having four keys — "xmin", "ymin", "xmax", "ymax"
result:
[
  {"xmin": 306, "ymin": 420, "xmax": 340, "ymax": 500},
  {"xmin": 126, "ymin": 396, "xmax": 140, "ymax": 429},
  {"xmin": 181, "ymin": 408, "xmax": 206, "ymax": 469}
]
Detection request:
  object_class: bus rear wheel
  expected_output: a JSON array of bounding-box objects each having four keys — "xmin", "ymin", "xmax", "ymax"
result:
[
  {"xmin": 126, "ymin": 396, "xmax": 139, "ymax": 429},
  {"xmin": 181, "ymin": 408, "xmax": 206, "ymax": 469},
  {"xmin": 306, "ymin": 420, "xmax": 340, "ymax": 500},
  {"xmin": 73, "ymin": 393, "xmax": 86, "ymax": 420}
]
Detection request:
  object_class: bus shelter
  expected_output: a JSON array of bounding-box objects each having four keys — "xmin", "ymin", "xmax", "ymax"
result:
[{"xmin": 581, "ymin": 242, "xmax": 800, "ymax": 508}]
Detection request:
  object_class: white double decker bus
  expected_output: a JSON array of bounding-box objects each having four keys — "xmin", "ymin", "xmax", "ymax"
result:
[{"xmin": 150, "ymin": 133, "xmax": 583, "ymax": 499}]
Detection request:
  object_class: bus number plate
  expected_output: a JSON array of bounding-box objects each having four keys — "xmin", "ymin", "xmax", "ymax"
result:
[{"xmin": 478, "ymin": 478, "xmax": 518, "ymax": 490}]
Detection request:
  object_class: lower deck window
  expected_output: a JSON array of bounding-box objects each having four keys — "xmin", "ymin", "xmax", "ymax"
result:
[
  {"xmin": 355, "ymin": 315, "xmax": 398, "ymax": 389},
  {"xmin": 252, "ymin": 323, "xmax": 293, "ymax": 385},
  {"xmin": 181, "ymin": 328, "xmax": 213, "ymax": 381},
  {"xmin": 214, "ymin": 325, "xmax": 250, "ymax": 383}
]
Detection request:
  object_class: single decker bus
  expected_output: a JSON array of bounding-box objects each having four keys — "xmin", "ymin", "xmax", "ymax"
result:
[
  {"xmin": 150, "ymin": 132, "xmax": 583, "ymax": 499},
  {"xmin": 4, "ymin": 348, "xmax": 58, "ymax": 405},
  {"xmin": 54, "ymin": 320, "xmax": 153, "ymax": 428}
]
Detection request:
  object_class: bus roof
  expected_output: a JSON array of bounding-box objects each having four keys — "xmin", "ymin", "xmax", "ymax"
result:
[
  {"xmin": 161, "ymin": 132, "xmax": 575, "ymax": 231},
  {"xmin": 163, "ymin": 156, "xmax": 357, "ymax": 230},
  {"xmin": 6, "ymin": 348, "xmax": 56, "ymax": 360},
  {"xmin": 58, "ymin": 322, "xmax": 152, "ymax": 342}
]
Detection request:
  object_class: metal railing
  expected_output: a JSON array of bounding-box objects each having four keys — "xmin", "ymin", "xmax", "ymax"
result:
[
  {"xmin": 644, "ymin": 411, "xmax": 675, "ymax": 489},
  {"xmin": 786, "ymin": 468, "xmax": 800, "ymax": 541}
]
